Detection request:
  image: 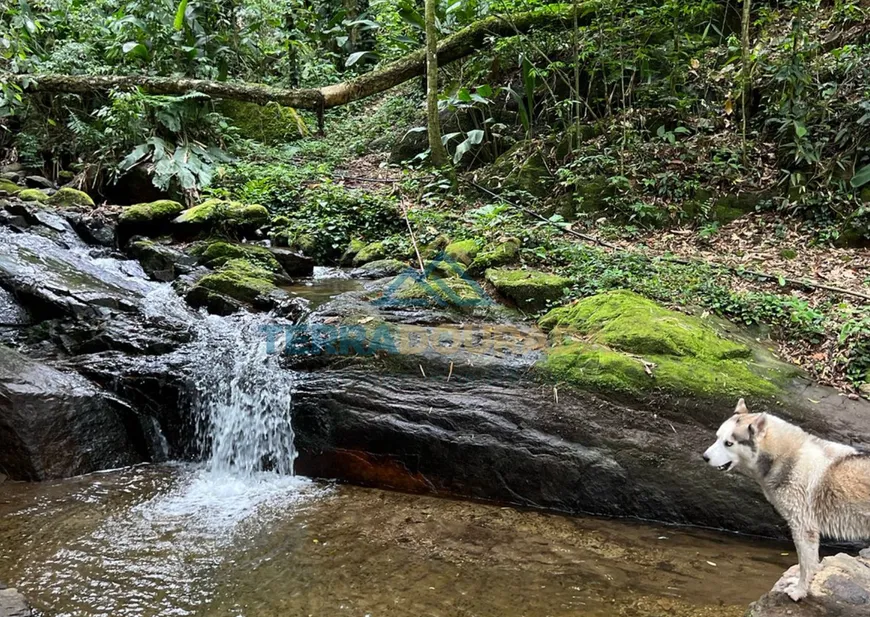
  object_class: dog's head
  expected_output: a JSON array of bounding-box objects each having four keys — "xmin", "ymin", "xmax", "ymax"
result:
[{"xmin": 703, "ymin": 398, "xmax": 767, "ymax": 474}]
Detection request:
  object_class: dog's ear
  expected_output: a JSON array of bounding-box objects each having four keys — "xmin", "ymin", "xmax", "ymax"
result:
[
  {"xmin": 749, "ymin": 413, "xmax": 767, "ymax": 437},
  {"xmin": 735, "ymin": 398, "xmax": 749, "ymax": 415}
]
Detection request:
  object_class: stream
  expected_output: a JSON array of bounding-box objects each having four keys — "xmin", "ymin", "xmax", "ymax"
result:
[{"xmin": 0, "ymin": 228, "xmax": 795, "ymax": 617}]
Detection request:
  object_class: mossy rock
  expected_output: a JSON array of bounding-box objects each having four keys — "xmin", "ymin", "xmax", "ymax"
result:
[
  {"xmin": 711, "ymin": 193, "xmax": 763, "ymax": 223},
  {"xmin": 187, "ymin": 258, "xmax": 277, "ymax": 308},
  {"xmin": 356, "ymin": 258, "xmax": 408, "ymax": 278},
  {"xmin": 0, "ymin": 179, "xmax": 22, "ymax": 195},
  {"xmin": 17, "ymin": 189, "xmax": 48, "ymax": 203},
  {"xmin": 487, "ymin": 142, "xmax": 552, "ymax": 198},
  {"xmin": 443, "ymin": 238, "xmax": 482, "ymax": 266},
  {"xmin": 47, "ymin": 187, "xmax": 95, "ymax": 208},
  {"xmin": 119, "ymin": 200, "xmax": 184, "ymax": 226},
  {"xmin": 353, "ymin": 241, "xmax": 387, "ymax": 266},
  {"xmin": 485, "ymin": 268, "xmax": 570, "ymax": 313},
  {"xmin": 57, "ymin": 170, "xmax": 75, "ymax": 183},
  {"xmin": 173, "ymin": 199, "xmax": 270, "ymax": 230},
  {"xmin": 340, "ymin": 238, "xmax": 368, "ymax": 266},
  {"xmin": 421, "ymin": 234, "xmax": 451, "ymax": 259},
  {"xmin": 198, "ymin": 241, "xmax": 284, "ymax": 274},
  {"xmin": 466, "ymin": 238, "xmax": 520, "ymax": 276},
  {"xmin": 220, "ymin": 100, "xmax": 305, "ymax": 144},
  {"xmin": 426, "ymin": 258, "xmax": 467, "ymax": 279},
  {"xmin": 393, "ymin": 276, "xmax": 488, "ymax": 310},
  {"xmin": 538, "ymin": 290, "xmax": 795, "ymax": 401}
]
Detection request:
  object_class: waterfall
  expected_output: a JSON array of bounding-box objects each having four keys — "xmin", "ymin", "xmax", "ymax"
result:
[{"xmin": 185, "ymin": 313, "xmax": 297, "ymax": 475}]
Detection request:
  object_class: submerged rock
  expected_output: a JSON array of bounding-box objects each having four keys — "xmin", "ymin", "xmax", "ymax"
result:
[
  {"xmin": 0, "ymin": 583, "xmax": 31, "ymax": 617},
  {"xmin": 0, "ymin": 345, "xmax": 146, "ymax": 480},
  {"xmin": 746, "ymin": 551, "xmax": 870, "ymax": 617}
]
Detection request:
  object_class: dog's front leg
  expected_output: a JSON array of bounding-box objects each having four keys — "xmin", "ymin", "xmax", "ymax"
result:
[{"xmin": 787, "ymin": 527, "xmax": 820, "ymax": 601}]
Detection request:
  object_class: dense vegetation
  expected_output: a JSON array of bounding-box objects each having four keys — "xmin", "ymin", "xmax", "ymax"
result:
[{"xmin": 2, "ymin": 0, "xmax": 870, "ymax": 392}]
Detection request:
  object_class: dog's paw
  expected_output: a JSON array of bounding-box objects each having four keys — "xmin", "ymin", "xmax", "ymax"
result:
[{"xmin": 785, "ymin": 583, "xmax": 808, "ymax": 602}]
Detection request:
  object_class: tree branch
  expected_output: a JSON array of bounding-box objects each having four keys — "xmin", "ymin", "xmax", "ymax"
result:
[{"xmin": 2, "ymin": 3, "xmax": 598, "ymax": 111}]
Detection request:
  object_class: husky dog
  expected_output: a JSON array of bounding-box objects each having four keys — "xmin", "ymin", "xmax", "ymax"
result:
[{"xmin": 703, "ymin": 399, "xmax": 870, "ymax": 601}]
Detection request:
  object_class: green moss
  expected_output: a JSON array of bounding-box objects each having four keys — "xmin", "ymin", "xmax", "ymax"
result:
[
  {"xmin": 174, "ymin": 199, "xmax": 270, "ymax": 227},
  {"xmin": 0, "ymin": 179, "xmax": 22, "ymax": 195},
  {"xmin": 539, "ymin": 290, "xmax": 749, "ymax": 360},
  {"xmin": 57, "ymin": 170, "xmax": 75, "ymax": 183},
  {"xmin": 340, "ymin": 238, "xmax": 368, "ymax": 266},
  {"xmin": 359, "ymin": 258, "xmax": 407, "ymax": 276},
  {"xmin": 779, "ymin": 248, "xmax": 798, "ymax": 260},
  {"xmin": 47, "ymin": 187, "xmax": 95, "ymax": 208},
  {"xmin": 443, "ymin": 238, "xmax": 482, "ymax": 266},
  {"xmin": 198, "ymin": 241, "xmax": 283, "ymax": 273},
  {"xmin": 119, "ymin": 200, "xmax": 184, "ymax": 225},
  {"xmin": 538, "ymin": 290, "xmax": 784, "ymax": 400},
  {"xmin": 220, "ymin": 100, "xmax": 306, "ymax": 144},
  {"xmin": 193, "ymin": 258, "xmax": 276, "ymax": 304},
  {"xmin": 485, "ymin": 268, "xmax": 570, "ymax": 313},
  {"xmin": 421, "ymin": 234, "xmax": 451, "ymax": 259},
  {"xmin": 426, "ymin": 258, "xmax": 466, "ymax": 279},
  {"xmin": 487, "ymin": 142, "xmax": 552, "ymax": 198},
  {"xmin": 394, "ymin": 276, "xmax": 485, "ymax": 308},
  {"xmin": 353, "ymin": 241, "xmax": 387, "ymax": 266},
  {"xmin": 466, "ymin": 238, "xmax": 520, "ymax": 276},
  {"xmin": 17, "ymin": 189, "xmax": 48, "ymax": 203}
]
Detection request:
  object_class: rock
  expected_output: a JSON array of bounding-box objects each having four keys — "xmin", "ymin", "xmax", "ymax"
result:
[
  {"xmin": 47, "ymin": 187, "xmax": 95, "ymax": 208},
  {"xmin": 16, "ymin": 189, "xmax": 48, "ymax": 203},
  {"xmin": 198, "ymin": 241, "xmax": 286, "ymax": 276},
  {"xmin": 538, "ymin": 290, "xmax": 795, "ymax": 405},
  {"xmin": 339, "ymin": 238, "xmax": 367, "ymax": 267},
  {"xmin": 485, "ymin": 268, "xmax": 571, "ymax": 312},
  {"xmin": 219, "ymin": 100, "xmax": 305, "ymax": 144},
  {"xmin": 0, "ymin": 345, "xmax": 146, "ymax": 480},
  {"xmin": 466, "ymin": 238, "xmax": 520, "ymax": 276},
  {"xmin": 746, "ymin": 552, "xmax": 870, "ymax": 617},
  {"xmin": 0, "ymin": 226, "xmax": 151, "ymax": 318},
  {"xmin": 420, "ymin": 234, "xmax": 451, "ymax": 259},
  {"xmin": 0, "ymin": 179, "xmax": 22, "ymax": 195},
  {"xmin": 129, "ymin": 239, "xmax": 196, "ymax": 282},
  {"xmin": 117, "ymin": 200, "xmax": 185, "ymax": 243},
  {"xmin": 270, "ymin": 247, "xmax": 315, "ymax": 278},
  {"xmin": 443, "ymin": 238, "xmax": 482, "ymax": 266},
  {"xmin": 483, "ymin": 141, "xmax": 552, "ymax": 198},
  {"xmin": 350, "ymin": 258, "xmax": 408, "ymax": 279},
  {"xmin": 0, "ymin": 584, "xmax": 31, "ymax": 617},
  {"xmin": 62, "ymin": 211, "xmax": 116, "ymax": 247},
  {"xmin": 185, "ymin": 257, "xmax": 286, "ymax": 313},
  {"xmin": 172, "ymin": 199, "xmax": 269, "ymax": 236},
  {"xmin": 352, "ymin": 241, "xmax": 387, "ymax": 266},
  {"xmin": 24, "ymin": 175, "xmax": 54, "ymax": 189},
  {"xmin": 0, "ymin": 287, "xmax": 29, "ymax": 330}
]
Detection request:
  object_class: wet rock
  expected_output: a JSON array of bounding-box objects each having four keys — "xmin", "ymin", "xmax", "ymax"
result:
[
  {"xmin": 486, "ymin": 268, "xmax": 571, "ymax": 313},
  {"xmin": 746, "ymin": 552, "xmax": 870, "ymax": 617},
  {"xmin": 0, "ymin": 345, "xmax": 147, "ymax": 480},
  {"xmin": 0, "ymin": 227, "xmax": 150, "ymax": 318},
  {"xmin": 116, "ymin": 200, "xmax": 184, "ymax": 245},
  {"xmin": 198, "ymin": 242, "xmax": 286, "ymax": 277},
  {"xmin": 0, "ymin": 584, "xmax": 31, "ymax": 617},
  {"xmin": 185, "ymin": 257, "xmax": 294, "ymax": 314},
  {"xmin": 339, "ymin": 239, "xmax": 367, "ymax": 267},
  {"xmin": 129, "ymin": 239, "xmax": 196, "ymax": 282},
  {"xmin": 62, "ymin": 211, "xmax": 116, "ymax": 247},
  {"xmin": 269, "ymin": 247, "xmax": 314, "ymax": 278},
  {"xmin": 350, "ymin": 258, "xmax": 408, "ymax": 279}
]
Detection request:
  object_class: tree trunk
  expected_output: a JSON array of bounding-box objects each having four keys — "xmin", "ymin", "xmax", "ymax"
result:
[
  {"xmin": 2, "ymin": 3, "xmax": 597, "ymax": 112},
  {"xmin": 425, "ymin": 0, "xmax": 449, "ymax": 167},
  {"xmin": 740, "ymin": 0, "xmax": 752, "ymax": 162}
]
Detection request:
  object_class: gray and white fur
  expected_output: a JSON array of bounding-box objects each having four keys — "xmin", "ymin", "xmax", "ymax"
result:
[{"xmin": 703, "ymin": 398, "xmax": 870, "ymax": 601}]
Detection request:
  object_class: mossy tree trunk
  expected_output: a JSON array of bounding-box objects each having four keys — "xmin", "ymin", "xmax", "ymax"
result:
[
  {"xmin": 3, "ymin": 3, "xmax": 598, "ymax": 112},
  {"xmin": 425, "ymin": 0, "xmax": 450, "ymax": 167}
]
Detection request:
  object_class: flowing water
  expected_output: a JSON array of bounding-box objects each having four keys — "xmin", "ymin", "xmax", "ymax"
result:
[{"xmin": 0, "ymin": 235, "xmax": 796, "ymax": 617}]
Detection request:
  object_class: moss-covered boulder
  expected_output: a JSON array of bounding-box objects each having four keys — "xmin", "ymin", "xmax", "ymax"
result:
[
  {"xmin": 340, "ymin": 238, "xmax": 367, "ymax": 266},
  {"xmin": 186, "ymin": 257, "xmax": 279, "ymax": 313},
  {"xmin": 466, "ymin": 238, "xmax": 520, "ymax": 276},
  {"xmin": 198, "ymin": 241, "xmax": 284, "ymax": 275},
  {"xmin": 47, "ymin": 187, "xmax": 95, "ymax": 208},
  {"xmin": 353, "ymin": 258, "xmax": 408, "ymax": 279},
  {"xmin": 485, "ymin": 268, "xmax": 570, "ymax": 313},
  {"xmin": 353, "ymin": 241, "xmax": 387, "ymax": 266},
  {"xmin": 486, "ymin": 142, "xmax": 552, "ymax": 198},
  {"xmin": 538, "ymin": 290, "xmax": 797, "ymax": 401},
  {"xmin": 393, "ymin": 275, "xmax": 488, "ymax": 310},
  {"xmin": 17, "ymin": 189, "xmax": 48, "ymax": 203},
  {"xmin": 443, "ymin": 238, "xmax": 482, "ymax": 266},
  {"xmin": 426, "ymin": 258, "xmax": 466, "ymax": 279},
  {"xmin": 220, "ymin": 100, "xmax": 305, "ymax": 144},
  {"xmin": 421, "ymin": 234, "xmax": 451, "ymax": 259},
  {"xmin": 173, "ymin": 199, "xmax": 270, "ymax": 236},
  {"xmin": 0, "ymin": 179, "xmax": 22, "ymax": 195},
  {"xmin": 119, "ymin": 200, "xmax": 184, "ymax": 226}
]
